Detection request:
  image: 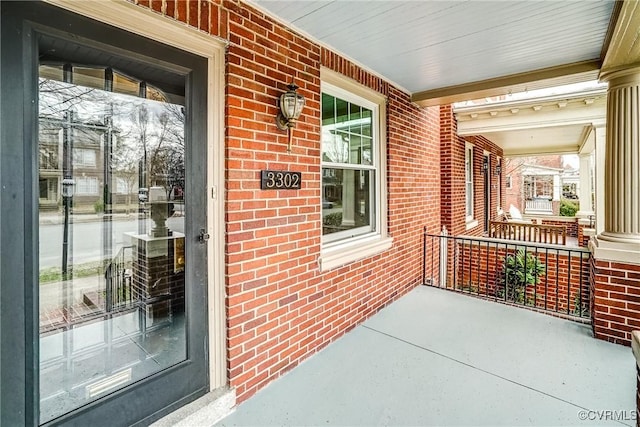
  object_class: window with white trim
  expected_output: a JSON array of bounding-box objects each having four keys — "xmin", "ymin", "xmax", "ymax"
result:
[
  {"xmin": 73, "ymin": 148, "xmax": 97, "ymax": 168},
  {"xmin": 465, "ymin": 144, "xmax": 474, "ymax": 220},
  {"xmin": 75, "ymin": 177, "xmax": 99, "ymax": 195},
  {"xmin": 506, "ymin": 175, "xmax": 512, "ymax": 189},
  {"xmin": 319, "ymin": 70, "xmax": 391, "ymax": 271},
  {"xmin": 39, "ymin": 177, "xmax": 58, "ymax": 201}
]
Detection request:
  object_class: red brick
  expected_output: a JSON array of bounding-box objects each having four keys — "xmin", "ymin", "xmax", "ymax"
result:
[
  {"xmin": 188, "ymin": 0, "xmax": 199, "ymax": 27},
  {"xmin": 131, "ymin": 0, "xmax": 442, "ymax": 406}
]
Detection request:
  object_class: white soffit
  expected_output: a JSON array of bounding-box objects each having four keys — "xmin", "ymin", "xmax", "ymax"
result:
[
  {"xmin": 455, "ymin": 89, "xmax": 605, "ymax": 157},
  {"xmin": 455, "ymin": 90, "xmax": 607, "ymax": 133},
  {"xmin": 252, "ymin": 0, "xmax": 616, "ymax": 101},
  {"xmin": 481, "ymin": 125, "xmax": 591, "ymax": 157}
]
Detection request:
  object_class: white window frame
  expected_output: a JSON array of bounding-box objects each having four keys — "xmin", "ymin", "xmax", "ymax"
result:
[
  {"xmin": 321, "ymin": 89, "xmax": 377, "ymax": 244},
  {"xmin": 465, "ymin": 143, "xmax": 475, "ymax": 224},
  {"xmin": 319, "ymin": 68, "xmax": 392, "ymax": 271},
  {"xmin": 75, "ymin": 176, "xmax": 99, "ymax": 195},
  {"xmin": 39, "ymin": 177, "xmax": 58, "ymax": 201},
  {"xmin": 506, "ymin": 175, "xmax": 512, "ymax": 189},
  {"xmin": 73, "ymin": 148, "xmax": 97, "ymax": 167}
]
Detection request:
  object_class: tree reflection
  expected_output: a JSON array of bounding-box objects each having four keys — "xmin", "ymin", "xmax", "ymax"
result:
[{"xmin": 38, "ymin": 68, "xmax": 185, "ymax": 215}]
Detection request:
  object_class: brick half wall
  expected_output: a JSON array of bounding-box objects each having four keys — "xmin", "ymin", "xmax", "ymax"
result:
[{"xmin": 591, "ymin": 258, "xmax": 640, "ymax": 346}]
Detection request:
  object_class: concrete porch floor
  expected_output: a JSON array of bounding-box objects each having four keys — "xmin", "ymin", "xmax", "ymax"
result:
[{"xmin": 218, "ymin": 286, "xmax": 635, "ymax": 426}]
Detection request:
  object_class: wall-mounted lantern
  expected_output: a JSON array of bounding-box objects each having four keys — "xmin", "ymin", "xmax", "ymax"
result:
[
  {"xmin": 495, "ymin": 161, "xmax": 502, "ymax": 176},
  {"xmin": 276, "ymin": 83, "xmax": 305, "ymax": 152}
]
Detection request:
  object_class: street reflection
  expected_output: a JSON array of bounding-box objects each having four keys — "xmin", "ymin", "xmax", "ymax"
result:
[{"xmin": 38, "ymin": 65, "xmax": 187, "ymax": 423}]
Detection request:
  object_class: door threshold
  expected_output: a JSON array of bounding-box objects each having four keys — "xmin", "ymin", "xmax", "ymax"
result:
[{"xmin": 151, "ymin": 387, "xmax": 235, "ymax": 427}]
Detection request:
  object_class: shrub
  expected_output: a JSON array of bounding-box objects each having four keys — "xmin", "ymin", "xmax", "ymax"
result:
[
  {"xmin": 322, "ymin": 211, "xmax": 368, "ymax": 234},
  {"xmin": 94, "ymin": 199, "xmax": 105, "ymax": 213},
  {"xmin": 497, "ymin": 248, "xmax": 545, "ymax": 304},
  {"xmin": 323, "ymin": 212, "xmax": 342, "ymax": 227},
  {"xmin": 560, "ymin": 198, "xmax": 578, "ymax": 217}
]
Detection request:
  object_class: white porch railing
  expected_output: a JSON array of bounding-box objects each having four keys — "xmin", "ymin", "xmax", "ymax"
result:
[{"xmin": 525, "ymin": 199, "xmax": 552, "ymax": 213}]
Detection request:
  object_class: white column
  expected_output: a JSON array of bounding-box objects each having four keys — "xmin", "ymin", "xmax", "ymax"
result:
[
  {"xmin": 591, "ymin": 67, "xmax": 640, "ymax": 262},
  {"xmin": 552, "ymin": 175, "xmax": 561, "ymax": 201},
  {"xmin": 341, "ymin": 169, "xmax": 355, "ymax": 226},
  {"xmin": 576, "ymin": 153, "xmax": 594, "ymax": 217},
  {"xmin": 601, "ymin": 69, "xmax": 640, "ymax": 242},
  {"xmin": 594, "ymin": 126, "xmax": 606, "ymax": 235}
]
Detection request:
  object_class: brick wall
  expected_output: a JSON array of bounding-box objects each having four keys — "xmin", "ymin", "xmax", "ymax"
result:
[
  {"xmin": 577, "ymin": 222, "xmax": 592, "ymax": 247},
  {"xmin": 465, "ymin": 135, "xmax": 503, "ymax": 236},
  {"xmin": 591, "ymin": 258, "xmax": 640, "ymax": 346},
  {"xmin": 131, "ymin": 236, "xmax": 185, "ymax": 320},
  {"xmin": 440, "ymin": 105, "xmax": 461, "ymax": 235},
  {"xmin": 577, "ymin": 223, "xmax": 584, "ymax": 247},
  {"xmin": 504, "ymin": 160, "xmax": 522, "ymax": 215},
  {"xmin": 440, "ymin": 106, "xmax": 503, "ymax": 237},
  {"xmin": 133, "ymin": 0, "xmax": 441, "ymax": 403}
]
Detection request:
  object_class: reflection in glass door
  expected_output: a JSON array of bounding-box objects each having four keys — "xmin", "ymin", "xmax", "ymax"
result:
[{"xmin": 38, "ymin": 63, "xmax": 188, "ymax": 423}]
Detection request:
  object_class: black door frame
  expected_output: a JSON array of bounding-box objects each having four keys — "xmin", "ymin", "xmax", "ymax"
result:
[{"xmin": 1, "ymin": 3, "xmax": 209, "ymax": 425}]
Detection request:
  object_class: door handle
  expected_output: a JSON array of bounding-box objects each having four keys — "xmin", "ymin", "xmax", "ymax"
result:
[{"xmin": 198, "ymin": 228, "xmax": 210, "ymax": 243}]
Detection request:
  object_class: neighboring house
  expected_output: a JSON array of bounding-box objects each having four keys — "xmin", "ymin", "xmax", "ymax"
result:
[
  {"xmin": 37, "ymin": 120, "xmax": 108, "ymax": 211},
  {"xmin": 1, "ymin": 2, "xmax": 638, "ymax": 426},
  {"xmin": 38, "ymin": 123, "xmax": 63, "ymax": 210},
  {"xmin": 504, "ymin": 156, "xmax": 581, "ymax": 216},
  {"xmin": 561, "ymin": 167, "xmax": 580, "ymax": 200}
]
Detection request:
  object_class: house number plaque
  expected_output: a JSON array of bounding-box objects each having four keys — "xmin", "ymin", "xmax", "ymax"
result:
[{"xmin": 260, "ymin": 170, "xmax": 302, "ymax": 190}]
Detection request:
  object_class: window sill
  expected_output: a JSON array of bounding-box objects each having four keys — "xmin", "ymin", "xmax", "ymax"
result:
[
  {"xmin": 465, "ymin": 219, "xmax": 478, "ymax": 231},
  {"xmin": 319, "ymin": 235, "xmax": 393, "ymax": 272}
]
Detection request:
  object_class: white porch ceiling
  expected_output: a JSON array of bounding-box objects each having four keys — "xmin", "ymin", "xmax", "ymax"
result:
[
  {"xmin": 477, "ymin": 125, "xmax": 590, "ymax": 157},
  {"xmin": 251, "ymin": 0, "xmax": 618, "ymax": 106},
  {"xmin": 455, "ymin": 89, "xmax": 607, "ymax": 156}
]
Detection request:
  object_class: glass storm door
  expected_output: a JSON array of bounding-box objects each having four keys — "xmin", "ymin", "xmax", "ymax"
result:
[
  {"xmin": 38, "ymin": 63, "xmax": 188, "ymax": 423},
  {"xmin": 1, "ymin": 3, "xmax": 209, "ymax": 425}
]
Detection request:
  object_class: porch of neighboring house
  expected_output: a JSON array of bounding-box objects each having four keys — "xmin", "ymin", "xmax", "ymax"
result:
[
  {"xmin": 214, "ymin": 285, "xmax": 634, "ymax": 427},
  {"xmin": 488, "ymin": 219, "xmax": 580, "ymax": 247}
]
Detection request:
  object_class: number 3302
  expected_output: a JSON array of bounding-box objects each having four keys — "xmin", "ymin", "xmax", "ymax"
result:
[{"xmin": 261, "ymin": 170, "xmax": 301, "ymax": 190}]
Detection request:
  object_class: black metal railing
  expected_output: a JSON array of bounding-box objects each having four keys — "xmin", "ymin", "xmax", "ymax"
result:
[
  {"xmin": 105, "ymin": 245, "xmax": 134, "ymax": 312},
  {"xmin": 422, "ymin": 227, "xmax": 591, "ymax": 321}
]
